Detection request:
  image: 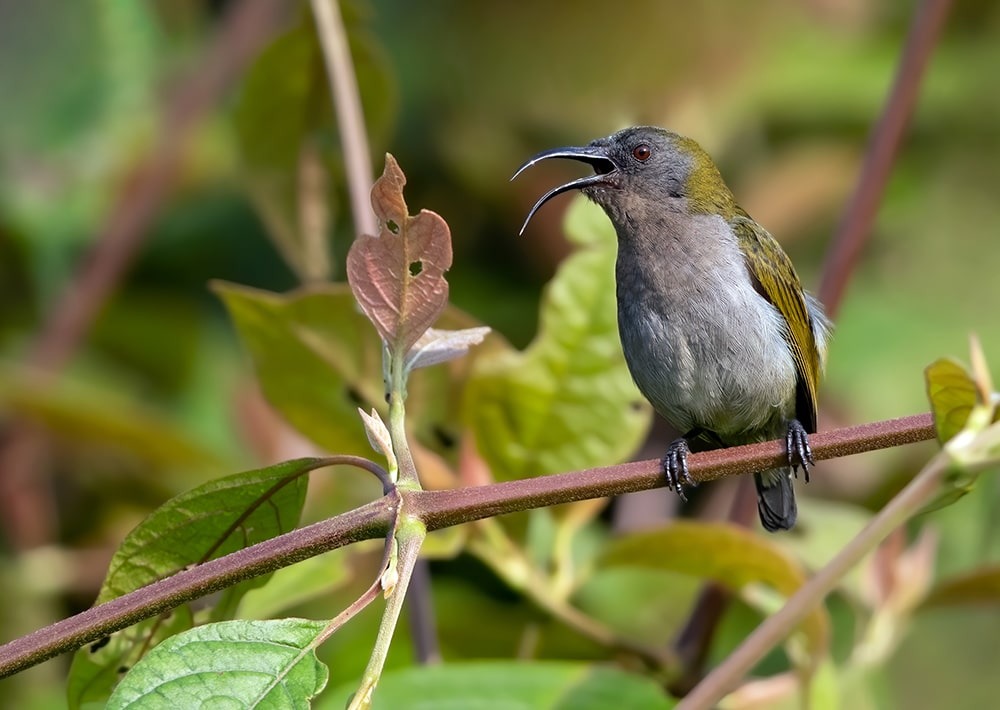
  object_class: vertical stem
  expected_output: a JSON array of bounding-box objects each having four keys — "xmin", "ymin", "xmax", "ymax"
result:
[
  {"xmin": 406, "ymin": 559, "xmax": 441, "ymax": 664},
  {"xmin": 349, "ymin": 522, "xmax": 426, "ymax": 710},
  {"xmin": 310, "ymin": 0, "xmax": 377, "ymax": 238},
  {"xmin": 388, "ymin": 360, "xmax": 420, "ymax": 487}
]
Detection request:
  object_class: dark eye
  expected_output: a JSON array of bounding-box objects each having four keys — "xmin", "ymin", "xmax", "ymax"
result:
[{"xmin": 632, "ymin": 144, "xmax": 651, "ymax": 162}]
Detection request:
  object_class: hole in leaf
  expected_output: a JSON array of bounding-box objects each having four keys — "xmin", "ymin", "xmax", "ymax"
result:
[
  {"xmin": 345, "ymin": 386, "xmax": 365, "ymax": 407},
  {"xmin": 432, "ymin": 424, "xmax": 457, "ymax": 449},
  {"xmin": 387, "ymin": 219, "xmax": 399, "ymax": 234},
  {"xmin": 409, "ymin": 260, "xmax": 423, "ymax": 276}
]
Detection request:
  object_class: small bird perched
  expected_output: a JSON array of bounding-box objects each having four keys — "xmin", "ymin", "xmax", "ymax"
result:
[{"xmin": 514, "ymin": 126, "xmax": 831, "ymax": 531}]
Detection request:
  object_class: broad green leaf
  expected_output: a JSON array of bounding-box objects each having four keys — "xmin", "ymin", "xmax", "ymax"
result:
[
  {"xmin": 106, "ymin": 619, "xmax": 328, "ymax": 710},
  {"xmin": 921, "ymin": 566, "xmax": 1000, "ymax": 609},
  {"xmin": 925, "ymin": 358, "xmax": 980, "ymax": 444},
  {"xmin": 215, "ymin": 282, "xmax": 381, "ymax": 456},
  {"xmin": 573, "ymin": 568, "xmax": 702, "ymax": 644},
  {"xmin": 216, "ymin": 281, "xmax": 507, "ymax": 464},
  {"xmin": 324, "ymin": 661, "xmax": 675, "ymax": 709},
  {"xmin": 347, "ymin": 154, "xmax": 453, "ymax": 356},
  {"xmin": 599, "ymin": 521, "xmax": 830, "ymax": 659},
  {"xmin": 67, "ymin": 606, "xmax": 194, "ymax": 710},
  {"xmin": 67, "ymin": 458, "xmax": 324, "ymax": 708},
  {"xmin": 97, "ymin": 458, "xmax": 322, "ymax": 601},
  {"xmin": 465, "ymin": 196, "xmax": 651, "ymax": 481},
  {"xmin": 239, "ymin": 550, "xmax": 352, "ymax": 620}
]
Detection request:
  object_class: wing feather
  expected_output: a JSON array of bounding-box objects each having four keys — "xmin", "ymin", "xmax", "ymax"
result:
[{"xmin": 730, "ymin": 212, "xmax": 821, "ymax": 432}]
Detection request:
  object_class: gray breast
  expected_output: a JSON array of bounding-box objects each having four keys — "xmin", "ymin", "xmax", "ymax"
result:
[{"xmin": 614, "ymin": 212, "xmax": 797, "ymax": 441}]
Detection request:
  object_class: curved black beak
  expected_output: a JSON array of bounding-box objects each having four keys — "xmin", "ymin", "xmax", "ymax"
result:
[{"xmin": 512, "ymin": 145, "xmax": 618, "ymax": 235}]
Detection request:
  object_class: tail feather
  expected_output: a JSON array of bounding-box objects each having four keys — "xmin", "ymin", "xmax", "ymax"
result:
[{"xmin": 754, "ymin": 469, "xmax": 797, "ymax": 532}]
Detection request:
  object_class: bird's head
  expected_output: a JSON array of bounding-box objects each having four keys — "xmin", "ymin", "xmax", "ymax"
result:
[{"xmin": 513, "ymin": 126, "xmax": 737, "ymax": 234}]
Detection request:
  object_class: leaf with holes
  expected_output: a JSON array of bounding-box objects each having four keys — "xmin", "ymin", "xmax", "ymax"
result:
[
  {"xmin": 106, "ymin": 619, "xmax": 328, "ymax": 709},
  {"xmin": 66, "ymin": 458, "xmax": 330, "ymax": 709},
  {"xmin": 216, "ymin": 281, "xmax": 503, "ymax": 462},
  {"xmin": 347, "ymin": 154, "xmax": 453, "ymax": 357}
]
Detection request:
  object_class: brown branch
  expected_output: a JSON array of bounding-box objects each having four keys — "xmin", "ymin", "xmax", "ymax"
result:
[
  {"xmin": 0, "ymin": 412, "xmax": 934, "ymax": 678},
  {"xmin": 818, "ymin": 0, "xmax": 955, "ymax": 318}
]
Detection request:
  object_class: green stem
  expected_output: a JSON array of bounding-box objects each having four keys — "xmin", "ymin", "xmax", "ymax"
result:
[
  {"xmin": 388, "ymin": 356, "xmax": 420, "ymax": 487},
  {"xmin": 349, "ymin": 518, "xmax": 426, "ymax": 709}
]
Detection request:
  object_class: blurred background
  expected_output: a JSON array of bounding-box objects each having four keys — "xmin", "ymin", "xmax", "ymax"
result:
[{"xmin": 1, "ymin": 0, "xmax": 999, "ymax": 707}]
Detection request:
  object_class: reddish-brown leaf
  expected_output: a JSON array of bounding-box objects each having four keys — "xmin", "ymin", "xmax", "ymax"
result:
[{"xmin": 347, "ymin": 155, "xmax": 452, "ymax": 356}]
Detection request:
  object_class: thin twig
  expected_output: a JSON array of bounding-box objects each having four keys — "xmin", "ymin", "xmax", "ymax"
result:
[
  {"xmin": 0, "ymin": 413, "xmax": 934, "ymax": 678},
  {"xmin": 818, "ymin": 0, "xmax": 955, "ymax": 318},
  {"xmin": 310, "ymin": 0, "xmax": 377, "ymax": 238}
]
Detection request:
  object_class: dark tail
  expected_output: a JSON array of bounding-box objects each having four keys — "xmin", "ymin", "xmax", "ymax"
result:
[{"xmin": 754, "ymin": 469, "xmax": 797, "ymax": 532}]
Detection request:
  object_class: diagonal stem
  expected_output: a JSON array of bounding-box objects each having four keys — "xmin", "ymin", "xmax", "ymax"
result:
[{"xmin": 818, "ymin": 0, "xmax": 956, "ymax": 318}]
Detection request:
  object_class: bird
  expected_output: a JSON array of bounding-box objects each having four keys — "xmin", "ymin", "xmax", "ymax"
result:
[{"xmin": 513, "ymin": 126, "xmax": 831, "ymax": 531}]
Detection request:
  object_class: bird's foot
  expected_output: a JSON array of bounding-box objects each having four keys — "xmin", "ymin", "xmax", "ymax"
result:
[
  {"xmin": 661, "ymin": 438, "xmax": 697, "ymax": 501},
  {"xmin": 786, "ymin": 419, "xmax": 814, "ymax": 483}
]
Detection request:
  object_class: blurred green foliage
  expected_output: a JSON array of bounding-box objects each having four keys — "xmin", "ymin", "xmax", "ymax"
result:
[{"xmin": 2, "ymin": 0, "xmax": 1000, "ymax": 707}]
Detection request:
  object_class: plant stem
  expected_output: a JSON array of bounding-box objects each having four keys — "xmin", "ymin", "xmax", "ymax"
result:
[
  {"xmin": 349, "ymin": 519, "xmax": 426, "ymax": 709},
  {"xmin": 310, "ymin": 0, "xmax": 377, "ymax": 238},
  {"xmin": 677, "ymin": 450, "xmax": 956, "ymax": 709}
]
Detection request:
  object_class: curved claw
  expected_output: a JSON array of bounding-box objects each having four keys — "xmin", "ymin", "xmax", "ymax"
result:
[
  {"xmin": 661, "ymin": 438, "xmax": 697, "ymax": 501},
  {"xmin": 786, "ymin": 419, "xmax": 814, "ymax": 483}
]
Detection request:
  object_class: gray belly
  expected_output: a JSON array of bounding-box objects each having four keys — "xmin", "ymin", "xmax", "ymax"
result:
[{"xmin": 617, "ymin": 285, "xmax": 797, "ymax": 442}]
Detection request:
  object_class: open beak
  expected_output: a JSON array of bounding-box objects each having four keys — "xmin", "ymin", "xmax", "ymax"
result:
[{"xmin": 511, "ymin": 144, "xmax": 618, "ymax": 235}]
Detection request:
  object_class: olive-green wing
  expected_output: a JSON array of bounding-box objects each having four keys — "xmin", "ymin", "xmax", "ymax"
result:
[{"xmin": 730, "ymin": 212, "xmax": 821, "ymax": 432}]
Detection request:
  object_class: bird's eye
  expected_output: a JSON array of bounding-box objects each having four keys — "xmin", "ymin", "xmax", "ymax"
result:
[{"xmin": 632, "ymin": 144, "xmax": 652, "ymax": 162}]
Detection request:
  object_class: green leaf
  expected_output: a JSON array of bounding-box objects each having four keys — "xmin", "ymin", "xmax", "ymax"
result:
[
  {"xmin": 465, "ymin": 196, "xmax": 651, "ymax": 481},
  {"xmin": 925, "ymin": 358, "xmax": 980, "ymax": 444},
  {"xmin": 599, "ymin": 521, "xmax": 830, "ymax": 659},
  {"xmin": 215, "ymin": 281, "xmax": 505, "ymax": 463},
  {"xmin": 97, "ymin": 457, "xmax": 322, "ymax": 602},
  {"xmin": 323, "ymin": 661, "xmax": 675, "ymax": 709},
  {"xmin": 106, "ymin": 619, "xmax": 328, "ymax": 709},
  {"xmin": 239, "ymin": 550, "xmax": 352, "ymax": 620},
  {"xmin": 67, "ymin": 606, "xmax": 194, "ymax": 710},
  {"xmin": 67, "ymin": 458, "xmax": 325, "ymax": 708},
  {"xmin": 215, "ymin": 282, "xmax": 380, "ymax": 456},
  {"xmin": 921, "ymin": 566, "xmax": 1000, "ymax": 609}
]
